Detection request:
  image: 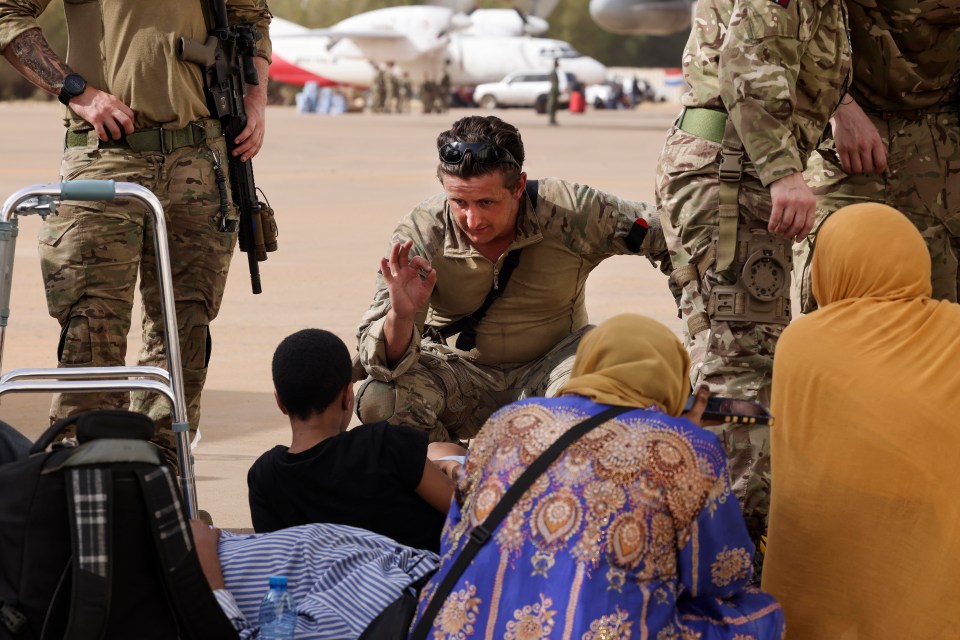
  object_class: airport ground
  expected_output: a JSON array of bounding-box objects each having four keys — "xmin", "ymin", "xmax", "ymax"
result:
[{"xmin": 0, "ymin": 100, "xmax": 684, "ymax": 528}]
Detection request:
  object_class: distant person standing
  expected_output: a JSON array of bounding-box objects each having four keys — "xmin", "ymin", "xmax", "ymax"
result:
[
  {"xmin": 420, "ymin": 75, "xmax": 436, "ymax": 114},
  {"xmin": 438, "ymin": 67, "xmax": 451, "ymax": 114},
  {"xmin": 655, "ymin": 0, "xmax": 849, "ymax": 556},
  {"xmin": 546, "ymin": 58, "xmax": 560, "ymax": 126},
  {"xmin": 371, "ymin": 64, "xmax": 387, "ymax": 113},
  {"xmin": 794, "ymin": 0, "xmax": 960, "ymax": 311},
  {"xmin": 399, "ymin": 71, "xmax": 413, "ymax": 114},
  {"xmin": 385, "ymin": 62, "xmax": 400, "ymax": 114}
]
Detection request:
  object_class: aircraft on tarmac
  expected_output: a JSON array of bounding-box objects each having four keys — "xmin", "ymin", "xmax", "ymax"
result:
[
  {"xmin": 588, "ymin": 0, "xmax": 695, "ymax": 36},
  {"xmin": 268, "ymin": 4, "xmax": 608, "ymax": 89}
]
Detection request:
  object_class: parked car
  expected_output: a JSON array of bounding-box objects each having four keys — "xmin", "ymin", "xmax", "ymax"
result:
[{"xmin": 473, "ymin": 70, "xmax": 576, "ymax": 111}]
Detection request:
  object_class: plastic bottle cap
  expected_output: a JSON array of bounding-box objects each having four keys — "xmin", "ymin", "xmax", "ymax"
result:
[{"xmin": 268, "ymin": 575, "xmax": 288, "ymax": 588}]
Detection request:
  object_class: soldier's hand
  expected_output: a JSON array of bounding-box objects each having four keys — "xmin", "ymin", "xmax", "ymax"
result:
[
  {"xmin": 381, "ymin": 240, "xmax": 436, "ymax": 320},
  {"xmin": 831, "ymin": 95, "xmax": 888, "ymax": 175},
  {"xmin": 769, "ymin": 172, "xmax": 816, "ymax": 241},
  {"xmin": 234, "ymin": 56, "xmax": 269, "ymax": 162},
  {"xmin": 68, "ymin": 87, "xmax": 135, "ymax": 142}
]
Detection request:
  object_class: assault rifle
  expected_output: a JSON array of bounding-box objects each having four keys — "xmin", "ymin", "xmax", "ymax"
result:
[{"xmin": 178, "ymin": 0, "xmax": 276, "ymax": 294}]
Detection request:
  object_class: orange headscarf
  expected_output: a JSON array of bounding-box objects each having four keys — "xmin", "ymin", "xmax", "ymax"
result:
[
  {"xmin": 558, "ymin": 313, "xmax": 690, "ymax": 416},
  {"xmin": 763, "ymin": 204, "xmax": 960, "ymax": 638}
]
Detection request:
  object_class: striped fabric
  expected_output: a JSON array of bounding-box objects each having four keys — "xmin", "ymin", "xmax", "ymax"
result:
[
  {"xmin": 215, "ymin": 523, "xmax": 439, "ymax": 640},
  {"xmin": 68, "ymin": 468, "xmax": 110, "ymax": 578}
]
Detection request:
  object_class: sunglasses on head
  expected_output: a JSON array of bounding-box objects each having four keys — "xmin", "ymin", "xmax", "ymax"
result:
[{"xmin": 438, "ymin": 141, "xmax": 520, "ymax": 168}]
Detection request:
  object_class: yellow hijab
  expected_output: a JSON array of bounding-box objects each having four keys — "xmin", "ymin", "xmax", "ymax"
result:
[
  {"xmin": 558, "ymin": 313, "xmax": 690, "ymax": 416},
  {"xmin": 763, "ymin": 204, "xmax": 960, "ymax": 638}
]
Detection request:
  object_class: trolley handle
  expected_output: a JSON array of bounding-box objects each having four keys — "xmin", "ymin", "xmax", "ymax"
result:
[{"xmin": 61, "ymin": 180, "xmax": 116, "ymax": 202}]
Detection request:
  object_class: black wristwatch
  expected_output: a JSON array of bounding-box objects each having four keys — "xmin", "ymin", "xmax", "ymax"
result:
[{"xmin": 58, "ymin": 73, "xmax": 87, "ymax": 106}]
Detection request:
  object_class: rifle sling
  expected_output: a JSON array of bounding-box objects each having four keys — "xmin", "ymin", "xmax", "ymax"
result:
[
  {"xmin": 409, "ymin": 404, "xmax": 630, "ymax": 640},
  {"xmin": 432, "ymin": 179, "xmax": 538, "ymax": 350}
]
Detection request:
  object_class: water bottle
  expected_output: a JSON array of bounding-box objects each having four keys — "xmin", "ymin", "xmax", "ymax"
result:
[{"xmin": 259, "ymin": 575, "xmax": 297, "ymax": 639}]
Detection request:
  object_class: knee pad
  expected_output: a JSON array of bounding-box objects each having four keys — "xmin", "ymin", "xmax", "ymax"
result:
[{"xmin": 355, "ymin": 378, "xmax": 398, "ymax": 424}]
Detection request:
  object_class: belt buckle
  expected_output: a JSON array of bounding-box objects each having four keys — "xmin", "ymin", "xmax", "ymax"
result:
[{"xmin": 718, "ymin": 148, "xmax": 744, "ymax": 182}]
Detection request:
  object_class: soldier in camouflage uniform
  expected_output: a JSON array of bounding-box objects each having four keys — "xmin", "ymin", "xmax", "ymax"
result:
[
  {"xmin": 385, "ymin": 62, "xmax": 400, "ymax": 114},
  {"xmin": 420, "ymin": 75, "xmax": 436, "ymax": 114},
  {"xmin": 0, "ymin": 0, "xmax": 272, "ymax": 472},
  {"xmin": 796, "ymin": 0, "xmax": 960, "ymax": 311},
  {"xmin": 655, "ymin": 0, "xmax": 850, "ymax": 553},
  {"xmin": 371, "ymin": 65, "xmax": 387, "ymax": 113},
  {"xmin": 356, "ymin": 115, "xmax": 670, "ymax": 443}
]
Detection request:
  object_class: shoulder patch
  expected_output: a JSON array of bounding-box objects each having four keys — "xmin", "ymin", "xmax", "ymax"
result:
[{"xmin": 769, "ymin": 0, "xmax": 790, "ymax": 6}]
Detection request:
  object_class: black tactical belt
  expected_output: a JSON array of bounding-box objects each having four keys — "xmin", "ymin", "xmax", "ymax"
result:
[{"xmin": 65, "ymin": 120, "xmax": 221, "ymax": 153}]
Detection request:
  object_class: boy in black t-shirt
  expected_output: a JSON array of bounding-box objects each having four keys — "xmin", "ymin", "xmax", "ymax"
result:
[{"xmin": 247, "ymin": 329, "xmax": 464, "ymax": 552}]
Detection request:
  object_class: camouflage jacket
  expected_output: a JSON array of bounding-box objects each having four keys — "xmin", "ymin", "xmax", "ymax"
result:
[
  {"xmin": 846, "ymin": 0, "xmax": 960, "ymax": 112},
  {"xmin": 0, "ymin": 0, "xmax": 272, "ymax": 130},
  {"xmin": 357, "ymin": 177, "xmax": 669, "ymax": 380},
  {"xmin": 681, "ymin": 0, "xmax": 851, "ymax": 186}
]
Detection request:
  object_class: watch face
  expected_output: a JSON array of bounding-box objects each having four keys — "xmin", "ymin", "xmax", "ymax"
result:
[{"xmin": 63, "ymin": 74, "xmax": 86, "ymax": 96}]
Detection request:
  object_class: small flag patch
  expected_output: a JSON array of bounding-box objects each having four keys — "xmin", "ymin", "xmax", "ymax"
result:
[{"xmin": 770, "ymin": 0, "xmax": 790, "ymax": 6}]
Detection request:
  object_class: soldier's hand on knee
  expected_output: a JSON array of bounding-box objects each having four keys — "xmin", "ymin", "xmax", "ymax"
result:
[{"xmin": 769, "ymin": 172, "xmax": 817, "ymax": 241}]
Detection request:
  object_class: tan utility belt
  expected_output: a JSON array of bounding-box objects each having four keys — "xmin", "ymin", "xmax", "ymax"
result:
[{"xmin": 65, "ymin": 120, "xmax": 222, "ymax": 154}]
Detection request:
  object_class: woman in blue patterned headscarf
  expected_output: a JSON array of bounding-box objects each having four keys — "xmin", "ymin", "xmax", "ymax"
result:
[{"xmin": 409, "ymin": 313, "xmax": 784, "ymax": 640}]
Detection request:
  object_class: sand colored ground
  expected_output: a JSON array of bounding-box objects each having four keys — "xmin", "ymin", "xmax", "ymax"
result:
[{"xmin": 0, "ymin": 101, "xmax": 682, "ymax": 528}]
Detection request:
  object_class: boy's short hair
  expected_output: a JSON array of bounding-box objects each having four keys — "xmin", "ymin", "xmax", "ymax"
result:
[{"xmin": 272, "ymin": 329, "xmax": 352, "ymax": 421}]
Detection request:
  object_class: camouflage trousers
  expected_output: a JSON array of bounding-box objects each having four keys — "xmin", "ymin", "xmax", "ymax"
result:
[
  {"xmin": 795, "ymin": 111, "xmax": 960, "ymax": 311},
  {"xmin": 656, "ymin": 127, "xmax": 777, "ymax": 544},
  {"xmin": 39, "ymin": 123, "xmax": 237, "ymax": 470},
  {"xmin": 656, "ymin": 127, "xmax": 788, "ymax": 404},
  {"xmin": 355, "ymin": 326, "xmax": 590, "ymax": 443}
]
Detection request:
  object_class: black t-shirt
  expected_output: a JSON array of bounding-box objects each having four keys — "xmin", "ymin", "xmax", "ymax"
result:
[{"xmin": 247, "ymin": 422, "xmax": 446, "ymax": 552}]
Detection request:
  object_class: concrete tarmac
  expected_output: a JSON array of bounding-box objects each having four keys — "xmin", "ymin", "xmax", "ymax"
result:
[{"xmin": 0, "ymin": 101, "xmax": 682, "ymax": 528}]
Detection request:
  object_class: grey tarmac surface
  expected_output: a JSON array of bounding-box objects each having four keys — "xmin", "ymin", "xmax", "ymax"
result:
[{"xmin": 0, "ymin": 101, "xmax": 681, "ymax": 528}]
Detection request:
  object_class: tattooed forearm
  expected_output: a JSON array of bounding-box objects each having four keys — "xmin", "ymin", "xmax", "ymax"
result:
[{"xmin": 2, "ymin": 28, "xmax": 72, "ymax": 96}]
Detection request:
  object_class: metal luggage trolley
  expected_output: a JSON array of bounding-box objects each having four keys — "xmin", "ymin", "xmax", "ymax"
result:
[{"xmin": 0, "ymin": 180, "xmax": 199, "ymax": 518}]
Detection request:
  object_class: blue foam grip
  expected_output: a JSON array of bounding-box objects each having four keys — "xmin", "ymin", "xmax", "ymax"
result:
[{"xmin": 61, "ymin": 180, "xmax": 116, "ymax": 201}]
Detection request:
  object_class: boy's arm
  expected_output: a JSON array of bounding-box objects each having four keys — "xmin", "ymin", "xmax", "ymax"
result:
[
  {"xmin": 414, "ymin": 459, "xmax": 455, "ymax": 514},
  {"xmin": 427, "ymin": 441, "xmax": 467, "ymax": 481}
]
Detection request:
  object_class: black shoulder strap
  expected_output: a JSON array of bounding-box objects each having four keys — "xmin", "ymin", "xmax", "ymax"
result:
[
  {"xmin": 525, "ymin": 178, "xmax": 539, "ymax": 210},
  {"xmin": 435, "ymin": 179, "xmax": 538, "ymax": 350},
  {"xmin": 444, "ymin": 247, "xmax": 521, "ymax": 351},
  {"xmin": 409, "ymin": 404, "xmax": 630, "ymax": 640},
  {"xmin": 138, "ymin": 466, "xmax": 240, "ymax": 640}
]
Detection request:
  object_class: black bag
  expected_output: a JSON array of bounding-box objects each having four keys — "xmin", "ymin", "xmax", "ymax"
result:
[
  {"xmin": 0, "ymin": 410, "xmax": 238, "ymax": 640},
  {"xmin": 357, "ymin": 571, "xmax": 435, "ymax": 640}
]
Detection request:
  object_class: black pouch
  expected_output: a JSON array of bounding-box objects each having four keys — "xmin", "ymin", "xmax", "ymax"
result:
[{"xmin": 357, "ymin": 571, "xmax": 435, "ymax": 640}]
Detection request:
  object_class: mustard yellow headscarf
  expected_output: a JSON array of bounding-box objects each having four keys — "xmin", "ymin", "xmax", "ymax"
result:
[
  {"xmin": 557, "ymin": 313, "xmax": 690, "ymax": 416},
  {"xmin": 763, "ymin": 203, "xmax": 960, "ymax": 638}
]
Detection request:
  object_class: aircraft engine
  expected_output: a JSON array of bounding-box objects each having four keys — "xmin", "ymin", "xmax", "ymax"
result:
[{"xmin": 589, "ymin": 0, "xmax": 694, "ymax": 36}]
